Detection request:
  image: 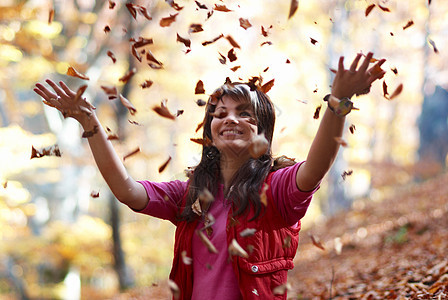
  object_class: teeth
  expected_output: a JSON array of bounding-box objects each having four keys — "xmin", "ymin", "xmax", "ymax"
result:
[{"xmin": 222, "ymin": 130, "xmax": 241, "ymax": 135}]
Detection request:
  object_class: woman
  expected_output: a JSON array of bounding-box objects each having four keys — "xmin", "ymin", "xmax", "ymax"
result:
[{"xmin": 34, "ymin": 52, "xmax": 385, "ymax": 299}]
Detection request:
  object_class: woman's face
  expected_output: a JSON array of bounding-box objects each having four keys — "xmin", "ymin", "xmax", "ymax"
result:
[{"xmin": 210, "ymin": 95, "xmax": 258, "ymax": 159}]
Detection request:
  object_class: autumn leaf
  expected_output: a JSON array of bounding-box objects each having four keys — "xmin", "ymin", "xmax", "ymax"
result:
[
  {"xmin": 199, "ymin": 188, "xmax": 214, "ymax": 204},
  {"xmin": 90, "ymin": 191, "xmax": 100, "ymax": 198},
  {"xmin": 119, "ymin": 68, "xmax": 137, "ymax": 83},
  {"xmin": 378, "ymin": 4, "xmax": 391, "ymax": 12},
  {"xmin": 195, "ymin": 80, "xmax": 205, "ymax": 94},
  {"xmin": 190, "ymin": 137, "xmax": 212, "ymax": 147},
  {"xmin": 228, "ymin": 239, "xmax": 248, "ymax": 258},
  {"xmin": 218, "ymin": 52, "xmax": 227, "ymax": 64},
  {"xmin": 195, "ymin": 1, "xmax": 208, "ymax": 9},
  {"xmin": 48, "ymin": 8, "xmax": 54, "ymax": 24},
  {"xmin": 101, "ymin": 86, "xmax": 118, "ymax": 100},
  {"xmin": 283, "ymin": 235, "xmax": 292, "ymax": 248},
  {"xmin": 225, "ymin": 35, "xmax": 240, "ymax": 49},
  {"xmin": 106, "ymin": 50, "xmax": 116, "ymax": 63},
  {"xmin": 67, "ymin": 66, "xmax": 89, "ymax": 80},
  {"xmin": 146, "ymin": 51, "xmax": 163, "ymax": 69},
  {"xmin": 309, "ymin": 233, "xmax": 325, "ymax": 250},
  {"xmin": 119, "ymin": 94, "xmax": 137, "ymax": 115},
  {"xmin": 334, "ymin": 137, "xmax": 348, "ymax": 147},
  {"xmin": 167, "ymin": 279, "xmax": 180, "ymax": 300},
  {"xmin": 2, "ymin": 181, "xmax": 8, "ymax": 189},
  {"xmin": 249, "ymin": 133, "xmax": 269, "ymax": 159},
  {"xmin": 160, "ymin": 13, "xmax": 179, "ymax": 27},
  {"xmin": 261, "ymin": 25, "xmax": 272, "ymax": 37},
  {"xmin": 391, "ymin": 67, "xmax": 398, "ymax": 75},
  {"xmin": 82, "ymin": 125, "xmax": 99, "ymax": 138},
  {"xmin": 30, "ymin": 144, "xmax": 61, "ymax": 159},
  {"xmin": 195, "ymin": 99, "xmax": 206, "ymax": 106},
  {"xmin": 239, "ymin": 18, "xmax": 252, "ymax": 30},
  {"xmin": 152, "ymin": 99, "xmax": 176, "ymax": 120},
  {"xmin": 202, "ymin": 34, "xmax": 224, "ymax": 46},
  {"xmin": 126, "ymin": 3, "xmax": 152, "ymax": 20},
  {"xmin": 313, "ymin": 105, "xmax": 322, "ymax": 119},
  {"xmin": 260, "ymin": 79, "xmax": 275, "ymax": 94},
  {"xmin": 273, "ymin": 283, "xmax": 292, "ymax": 295},
  {"xmin": 260, "ymin": 182, "xmax": 269, "ymax": 206},
  {"xmin": 227, "ymin": 48, "xmax": 237, "ymax": 62},
  {"xmin": 310, "ymin": 37, "xmax": 318, "ymax": 45},
  {"xmin": 240, "ymin": 228, "xmax": 257, "ymax": 237},
  {"xmin": 403, "ymin": 20, "xmax": 414, "ymax": 30},
  {"xmin": 123, "ymin": 147, "xmax": 140, "ymax": 161},
  {"xmin": 189, "ymin": 23, "xmax": 204, "ymax": 33},
  {"xmin": 166, "ymin": 0, "xmax": 184, "ymax": 11},
  {"xmin": 365, "ymin": 4, "xmax": 376, "ymax": 17},
  {"xmin": 108, "ymin": 0, "xmax": 116, "ymax": 9},
  {"xmin": 214, "ymin": 4, "xmax": 232, "ymax": 12},
  {"xmin": 341, "ymin": 169, "xmax": 353, "ymax": 180},
  {"xmin": 288, "ymin": 0, "xmax": 299, "ymax": 19},
  {"xmin": 197, "ymin": 230, "xmax": 218, "ymax": 253},
  {"xmin": 158, "ymin": 156, "xmax": 172, "ymax": 173},
  {"xmin": 428, "ymin": 39, "xmax": 439, "ymax": 53},
  {"xmin": 106, "ymin": 127, "xmax": 119, "ymax": 140},
  {"xmin": 131, "ymin": 36, "xmax": 154, "ymax": 48},
  {"xmin": 383, "ymin": 80, "xmax": 389, "ymax": 98},
  {"xmin": 349, "ymin": 124, "xmax": 356, "ymax": 134},
  {"xmin": 140, "ymin": 80, "xmax": 153, "ymax": 89},
  {"xmin": 176, "ymin": 33, "xmax": 191, "ymax": 48},
  {"xmin": 388, "ymin": 83, "xmax": 403, "ymax": 100}
]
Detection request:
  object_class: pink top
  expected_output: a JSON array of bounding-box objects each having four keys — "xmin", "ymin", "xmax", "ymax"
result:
[{"xmin": 136, "ymin": 162, "xmax": 319, "ymax": 300}]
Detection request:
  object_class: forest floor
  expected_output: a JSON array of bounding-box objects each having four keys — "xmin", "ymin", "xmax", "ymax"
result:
[{"xmin": 117, "ymin": 164, "xmax": 448, "ymax": 300}]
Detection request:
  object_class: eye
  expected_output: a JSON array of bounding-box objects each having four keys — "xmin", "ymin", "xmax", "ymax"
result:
[
  {"xmin": 240, "ymin": 111, "xmax": 252, "ymax": 117},
  {"xmin": 213, "ymin": 110, "xmax": 227, "ymax": 118}
]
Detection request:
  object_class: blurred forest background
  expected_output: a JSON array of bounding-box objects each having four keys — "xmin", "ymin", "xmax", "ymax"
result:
[{"xmin": 0, "ymin": 0, "xmax": 447, "ymax": 299}]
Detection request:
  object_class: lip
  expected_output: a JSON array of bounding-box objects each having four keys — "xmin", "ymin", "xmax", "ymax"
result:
[{"xmin": 220, "ymin": 128, "xmax": 243, "ymax": 136}]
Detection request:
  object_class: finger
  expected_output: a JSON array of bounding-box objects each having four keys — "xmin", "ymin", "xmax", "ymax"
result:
[
  {"xmin": 359, "ymin": 52, "xmax": 374, "ymax": 72},
  {"xmin": 59, "ymin": 81, "xmax": 76, "ymax": 96},
  {"xmin": 46, "ymin": 79, "xmax": 68, "ymax": 98},
  {"xmin": 338, "ymin": 56, "xmax": 345, "ymax": 72},
  {"xmin": 34, "ymin": 84, "xmax": 57, "ymax": 100},
  {"xmin": 349, "ymin": 53, "xmax": 363, "ymax": 72}
]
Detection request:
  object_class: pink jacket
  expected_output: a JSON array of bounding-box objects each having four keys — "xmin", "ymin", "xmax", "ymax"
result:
[{"xmin": 170, "ymin": 172, "xmax": 301, "ymax": 299}]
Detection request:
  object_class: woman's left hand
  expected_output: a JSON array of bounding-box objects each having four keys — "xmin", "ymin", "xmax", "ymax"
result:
[{"xmin": 331, "ymin": 52, "xmax": 386, "ymax": 99}]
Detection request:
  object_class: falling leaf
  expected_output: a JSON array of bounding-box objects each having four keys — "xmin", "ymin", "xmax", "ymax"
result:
[
  {"xmin": 101, "ymin": 86, "xmax": 118, "ymax": 100},
  {"xmin": 106, "ymin": 127, "xmax": 119, "ymax": 140},
  {"xmin": 189, "ymin": 23, "xmax": 204, "ymax": 33},
  {"xmin": 90, "ymin": 191, "xmax": 100, "ymax": 198},
  {"xmin": 288, "ymin": 0, "xmax": 299, "ymax": 19},
  {"xmin": 67, "ymin": 66, "xmax": 89, "ymax": 80},
  {"xmin": 214, "ymin": 4, "xmax": 232, "ymax": 12},
  {"xmin": 197, "ymin": 230, "xmax": 218, "ymax": 253},
  {"xmin": 119, "ymin": 94, "xmax": 137, "ymax": 115},
  {"xmin": 383, "ymin": 80, "xmax": 389, "ymax": 98},
  {"xmin": 228, "ymin": 48, "xmax": 237, "ymax": 62},
  {"xmin": 158, "ymin": 156, "xmax": 172, "ymax": 173},
  {"xmin": 365, "ymin": 4, "xmax": 376, "ymax": 17},
  {"xmin": 74, "ymin": 84, "xmax": 88, "ymax": 102},
  {"xmin": 310, "ymin": 37, "xmax": 318, "ymax": 45},
  {"xmin": 403, "ymin": 20, "xmax": 414, "ymax": 30},
  {"xmin": 260, "ymin": 183, "xmax": 269, "ymax": 206},
  {"xmin": 309, "ymin": 234, "xmax": 325, "ymax": 250},
  {"xmin": 176, "ymin": 33, "xmax": 191, "ymax": 48},
  {"xmin": 160, "ymin": 13, "xmax": 179, "ymax": 27},
  {"xmin": 225, "ymin": 35, "xmax": 240, "ymax": 49},
  {"xmin": 196, "ymin": 99, "xmax": 206, "ymax": 106},
  {"xmin": 349, "ymin": 124, "xmax": 356, "ymax": 134},
  {"xmin": 218, "ymin": 52, "xmax": 227, "ymax": 64},
  {"xmin": 2, "ymin": 181, "xmax": 7, "ymax": 189},
  {"xmin": 273, "ymin": 283, "xmax": 292, "ymax": 295},
  {"xmin": 107, "ymin": 51, "xmax": 116, "ymax": 63},
  {"xmin": 428, "ymin": 39, "xmax": 439, "ymax": 53},
  {"xmin": 82, "ymin": 125, "xmax": 99, "ymax": 138},
  {"xmin": 283, "ymin": 235, "xmax": 292, "ymax": 248},
  {"xmin": 261, "ymin": 25, "xmax": 273, "ymax": 37},
  {"xmin": 140, "ymin": 80, "xmax": 153, "ymax": 89},
  {"xmin": 341, "ymin": 169, "xmax": 353, "ymax": 180},
  {"xmin": 104, "ymin": 25, "xmax": 111, "ymax": 34},
  {"xmin": 260, "ymin": 41, "xmax": 272, "ymax": 46},
  {"xmin": 195, "ymin": 80, "xmax": 205, "ymax": 94},
  {"xmin": 334, "ymin": 237, "xmax": 343, "ymax": 255},
  {"xmin": 261, "ymin": 79, "xmax": 275, "ymax": 94},
  {"xmin": 153, "ymin": 99, "xmax": 176, "ymax": 120},
  {"xmin": 126, "ymin": 3, "xmax": 138, "ymax": 19},
  {"xmin": 108, "ymin": 0, "xmax": 116, "ymax": 9},
  {"xmin": 146, "ymin": 51, "xmax": 163, "ymax": 69},
  {"xmin": 199, "ymin": 188, "xmax": 214, "ymax": 203},
  {"xmin": 132, "ymin": 37, "xmax": 154, "ymax": 48},
  {"xmin": 388, "ymin": 83, "xmax": 403, "ymax": 100},
  {"xmin": 334, "ymin": 137, "xmax": 348, "ymax": 147},
  {"xmin": 286, "ymin": 59, "xmax": 291, "ymax": 64},
  {"xmin": 181, "ymin": 250, "xmax": 192, "ymax": 265},
  {"xmin": 195, "ymin": 1, "xmax": 208, "ymax": 9},
  {"xmin": 230, "ymin": 66, "xmax": 241, "ymax": 72},
  {"xmin": 228, "ymin": 239, "xmax": 249, "ymax": 258},
  {"xmin": 190, "ymin": 137, "xmax": 212, "ymax": 147},
  {"xmin": 128, "ymin": 119, "xmax": 141, "ymax": 126},
  {"xmin": 391, "ymin": 67, "xmax": 398, "ymax": 75},
  {"xmin": 313, "ymin": 105, "xmax": 322, "ymax": 119},
  {"xmin": 126, "ymin": 3, "xmax": 152, "ymax": 20},
  {"xmin": 239, "ymin": 18, "xmax": 252, "ymax": 30},
  {"xmin": 48, "ymin": 8, "xmax": 54, "ymax": 24},
  {"xmin": 378, "ymin": 4, "xmax": 391, "ymax": 12},
  {"xmin": 119, "ymin": 68, "xmax": 137, "ymax": 83},
  {"xmin": 192, "ymin": 198, "xmax": 202, "ymax": 216},
  {"xmin": 166, "ymin": 0, "xmax": 184, "ymax": 11},
  {"xmin": 202, "ymin": 34, "xmax": 224, "ymax": 46},
  {"xmin": 30, "ymin": 144, "xmax": 61, "ymax": 159},
  {"xmin": 167, "ymin": 279, "xmax": 180, "ymax": 300},
  {"xmin": 123, "ymin": 147, "xmax": 140, "ymax": 161},
  {"xmin": 249, "ymin": 133, "xmax": 269, "ymax": 159},
  {"xmin": 240, "ymin": 228, "xmax": 257, "ymax": 237},
  {"xmin": 130, "ymin": 45, "xmax": 142, "ymax": 62}
]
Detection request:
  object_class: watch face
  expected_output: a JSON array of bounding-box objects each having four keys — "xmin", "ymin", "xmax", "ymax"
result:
[{"xmin": 336, "ymin": 98, "xmax": 353, "ymax": 116}]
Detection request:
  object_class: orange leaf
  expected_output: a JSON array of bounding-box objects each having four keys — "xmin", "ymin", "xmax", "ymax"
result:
[
  {"xmin": 48, "ymin": 8, "xmax": 54, "ymax": 24},
  {"xmin": 119, "ymin": 68, "xmax": 137, "ymax": 83},
  {"xmin": 388, "ymin": 83, "xmax": 403, "ymax": 100},
  {"xmin": 225, "ymin": 35, "xmax": 240, "ymax": 49},
  {"xmin": 189, "ymin": 23, "xmax": 204, "ymax": 33},
  {"xmin": 195, "ymin": 80, "xmax": 205, "ymax": 94},
  {"xmin": 176, "ymin": 33, "xmax": 191, "ymax": 48},
  {"xmin": 158, "ymin": 156, "xmax": 172, "ymax": 173},
  {"xmin": 101, "ymin": 86, "xmax": 118, "ymax": 100},
  {"xmin": 152, "ymin": 99, "xmax": 176, "ymax": 120},
  {"xmin": 214, "ymin": 4, "xmax": 232, "ymax": 12},
  {"xmin": 288, "ymin": 0, "xmax": 299, "ymax": 19},
  {"xmin": 228, "ymin": 239, "xmax": 249, "ymax": 258},
  {"xmin": 239, "ymin": 18, "xmax": 252, "ymax": 30},
  {"xmin": 365, "ymin": 4, "xmax": 375, "ymax": 17},
  {"xmin": 119, "ymin": 94, "xmax": 137, "ymax": 115},
  {"xmin": 227, "ymin": 48, "xmax": 237, "ymax": 62},
  {"xmin": 383, "ymin": 80, "xmax": 389, "ymax": 98},
  {"xmin": 140, "ymin": 80, "xmax": 153, "ymax": 89},
  {"xmin": 107, "ymin": 50, "xmax": 116, "ymax": 63},
  {"xmin": 309, "ymin": 234, "xmax": 325, "ymax": 250},
  {"xmin": 67, "ymin": 66, "xmax": 89, "ymax": 80},
  {"xmin": 160, "ymin": 13, "xmax": 179, "ymax": 27},
  {"xmin": 378, "ymin": 4, "xmax": 391, "ymax": 12},
  {"xmin": 190, "ymin": 137, "xmax": 212, "ymax": 147},
  {"xmin": 261, "ymin": 79, "xmax": 275, "ymax": 94}
]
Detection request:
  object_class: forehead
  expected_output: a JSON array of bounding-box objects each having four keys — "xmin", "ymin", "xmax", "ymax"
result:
[{"xmin": 215, "ymin": 95, "xmax": 253, "ymax": 111}]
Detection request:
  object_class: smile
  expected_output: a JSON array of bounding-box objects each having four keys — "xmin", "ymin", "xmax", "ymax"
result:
[{"xmin": 221, "ymin": 129, "xmax": 243, "ymax": 136}]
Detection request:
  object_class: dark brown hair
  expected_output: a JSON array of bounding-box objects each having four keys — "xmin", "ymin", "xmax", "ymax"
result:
[{"xmin": 180, "ymin": 81, "xmax": 295, "ymax": 222}]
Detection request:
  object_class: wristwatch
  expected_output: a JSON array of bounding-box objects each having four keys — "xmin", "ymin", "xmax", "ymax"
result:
[{"xmin": 323, "ymin": 94, "xmax": 353, "ymax": 117}]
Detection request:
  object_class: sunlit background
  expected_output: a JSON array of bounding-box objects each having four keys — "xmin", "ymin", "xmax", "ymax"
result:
[{"xmin": 1, "ymin": 0, "xmax": 447, "ymax": 299}]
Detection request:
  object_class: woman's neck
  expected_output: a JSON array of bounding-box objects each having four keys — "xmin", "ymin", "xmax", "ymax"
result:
[{"xmin": 219, "ymin": 153, "xmax": 247, "ymax": 190}]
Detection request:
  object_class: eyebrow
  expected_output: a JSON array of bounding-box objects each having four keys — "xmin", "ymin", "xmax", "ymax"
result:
[{"xmin": 215, "ymin": 103, "xmax": 253, "ymax": 111}]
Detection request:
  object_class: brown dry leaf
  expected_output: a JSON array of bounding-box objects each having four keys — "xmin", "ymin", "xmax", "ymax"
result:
[
  {"xmin": 341, "ymin": 169, "xmax": 353, "ymax": 180},
  {"xmin": 192, "ymin": 198, "xmax": 202, "ymax": 216},
  {"xmin": 313, "ymin": 105, "xmax": 322, "ymax": 119},
  {"xmin": 261, "ymin": 25, "xmax": 273, "ymax": 37},
  {"xmin": 195, "ymin": 1, "xmax": 208, "ymax": 9},
  {"xmin": 310, "ymin": 37, "xmax": 318, "ymax": 45},
  {"xmin": 261, "ymin": 79, "xmax": 275, "ymax": 94},
  {"xmin": 214, "ymin": 4, "xmax": 232, "ymax": 12},
  {"xmin": 130, "ymin": 45, "xmax": 142, "ymax": 62},
  {"xmin": 228, "ymin": 239, "xmax": 249, "ymax": 258},
  {"xmin": 391, "ymin": 67, "xmax": 398, "ymax": 75},
  {"xmin": 30, "ymin": 144, "xmax": 61, "ymax": 159},
  {"xmin": 82, "ymin": 125, "xmax": 99, "ymax": 138},
  {"xmin": 160, "ymin": 13, "xmax": 179, "ymax": 27},
  {"xmin": 74, "ymin": 84, "xmax": 88, "ymax": 102},
  {"xmin": 378, "ymin": 4, "xmax": 391, "ymax": 12},
  {"xmin": 104, "ymin": 25, "xmax": 111, "ymax": 34},
  {"xmin": 126, "ymin": 3, "xmax": 137, "ymax": 19},
  {"xmin": 190, "ymin": 137, "xmax": 212, "ymax": 147},
  {"xmin": 123, "ymin": 147, "xmax": 140, "ymax": 161},
  {"xmin": 403, "ymin": 20, "xmax": 414, "ymax": 30},
  {"xmin": 240, "ymin": 228, "xmax": 257, "ymax": 237},
  {"xmin": 272, "ymin": 283, "xmax": 292, "ymax": 295},
  {"xmin": 288, "ymin": 0, "xmax": 299, "ymax": 19},
  {"xmin": 119, "ymin": 94, "xmax": 137, "ymax": 115},
  {"xmin": 67, "ymin": 66, "xmax": 89, "ymax": 80},
  {"xmin": 195, "ymin": 80, "xmax": 205, "ymax": 94},
  {"xmin": 167, "ymin": 279, "xmax": 180, "ymax": 300},
  {"xmin": 196, "ymin": 99, "xmax": 206, "ymax": 106},
  {"xmin": 429, "ymin": 39, "xmax": 439, "ymax": 53},
  {"xmin": 132, "ymin": 37, "xmax": 154, "ymax": 48},
  {"xmin": 2, "ymin": 181, "xmax": 7, "ymax": 189},
  {"xmin": 106, "ymin": 127, "xmax": 119, "ymax": 140},
  {"xmin": 90, "ymin": 191, "xmax": 100, "ymax": 198},
  {"xmin": 218, "ymin": 52, "xmax": 227, "ymax": 64},
  {"xmin": 365, "ymin": 4, "xmax": 376, "ymax": 17},
  {"xmin": 158, "ymin": 156, "xmax": 172, "ymax": 173},
  {"xmin": 230, "ymin": 66, "xmax": 241, "ymax": 72},
  {"xmin": 260, "ymin": 182, "xmax": 269, "ymax": 206},
  {"xmin": 176, "ymin": 33, "xmax": 191, "ymax": 48},
  {"xmin": 388, "ymin": 83, "xmax": 403, "ymax": 100},
  {"xmin": 119, "ymin": 68, "xmax": 137, "ymax": 83},
  {"xmin": 334, "ymin": 137, "xmax": 348, "ymax": 147},
  {"xmin": 166, "ymin": 0, "xmax": 184, "ymax": 11},
  {"xmin": 260, "ymin": 41, "xmax": 272, "ymax": 47},
  {"xmin": 225, "ymin": 35, "xmax": 240, "ymax": 49},
  {"xmin": 349, "ymin": 124, "xmax": 356, "ymax": 134},
  {"xmin": 198, "ymin": 230, "xmax": 218, "ymax": 253},
  {"xmin": 249, "ymin": 133, "xmax": 269, "ymax": 159},
  {"xmin": 146, "ymin": 51, "xmax": 163, "ymax": 69},
  {"xmin": 140, "ymin": 80, "xmax": 153, "ymax": 89},
  {"xmin": 107, "ymin": 50, "xmax": 116, "ymax": 63},
  {"xmin": 48, "ymin": 8, "xmax": 54, "ymax": 24},
  {"xmin": 152, "ymin": 99, "xmax": 176, "ymax": 120},
  {"xmin": 101, "ymin": 86, "xmax": 118, "ymax": 100},
  {"xmin": 309, "ymin": 234, "xmax": 325, "ymax": 250},
  {"xmin": 227, "ymin": 48, "xmax": 237, "ymax": 62},
  {"xmin": 199, "ymin": 188, "xmax": 214, "ymax": 204},
  {"xmin": 126, "ymin": 3, "xmax": 152, "ymax": 20},
  {"xmin": 202, "ymin": 34, "xmax": 224, "ymax": 46},
  {"xmin": 383, "ymin": 80, "xmax": 389, "ymax": 98},
  {"xmin": 239, "ymin": 18, "xmax": 252, "ymax": 30},
  {"xmin": 189, "ymin": 23, "xmax": 204, "ymax": 33},
  {"xmin": 108, "ymin": 0, "xmax": 116, "ymax": 9},
  {"xmin": 181, "ymin": 250, "xmax": 192, "ymax": 265}
]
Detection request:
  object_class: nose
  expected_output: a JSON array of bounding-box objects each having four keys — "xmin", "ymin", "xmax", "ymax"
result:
[{"xmin": 223, "ymin": 113, "xmax": 239, "ymax": 125}]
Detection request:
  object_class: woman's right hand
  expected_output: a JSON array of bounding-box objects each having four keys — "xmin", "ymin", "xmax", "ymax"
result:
[{"xmin": 34, "ymin": 79, "xmax": 96, "ymax": 125}]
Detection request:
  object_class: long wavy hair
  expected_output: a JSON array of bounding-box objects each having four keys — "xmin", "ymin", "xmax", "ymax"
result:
[{"xmin": 180, "ymin": 80, "xmax": 295, "ymax": 222}]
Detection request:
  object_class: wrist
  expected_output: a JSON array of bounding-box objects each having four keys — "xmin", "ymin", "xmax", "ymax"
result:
[{"xmin": 323, "ymin": 94, "xmax": 354, "ymax": 117}]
